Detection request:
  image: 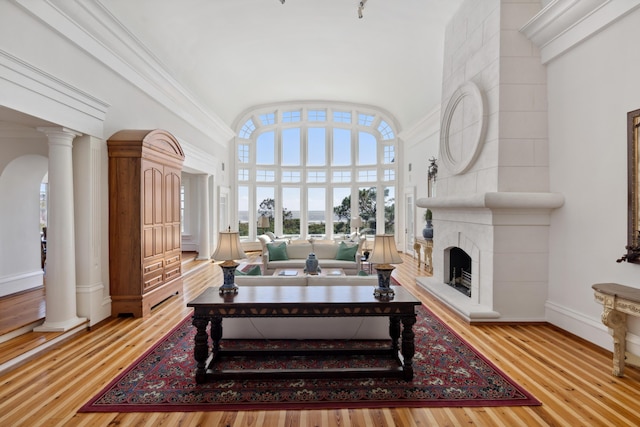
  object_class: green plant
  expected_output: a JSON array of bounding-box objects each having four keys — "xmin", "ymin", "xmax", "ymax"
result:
[{"xmin": 424, "ymin": 209, "xmax": 432, "ymax": 222}]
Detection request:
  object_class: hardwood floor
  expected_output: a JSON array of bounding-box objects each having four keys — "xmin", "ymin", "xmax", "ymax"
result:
[{"xmin": 1, "ymin": 251, "xmax": 639, "ymax": 426}]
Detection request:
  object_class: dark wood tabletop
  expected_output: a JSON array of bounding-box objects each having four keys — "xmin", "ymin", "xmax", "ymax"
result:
[{"xmin": 187, "ymin": 285, "xmax": 421, "ymax": 311}]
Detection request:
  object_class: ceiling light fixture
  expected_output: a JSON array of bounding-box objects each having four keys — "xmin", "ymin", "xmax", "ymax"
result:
[
  {"xmin": 358, "ymin": 0, "xmax": 368, "ymax": 19},
  {"xmin": 278, "ymin": 0, "xmax": 368, "ymax": 19}
]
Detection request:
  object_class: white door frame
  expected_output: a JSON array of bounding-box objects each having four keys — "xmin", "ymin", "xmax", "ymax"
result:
[{"xmin": 404, "ymin": 187, "xmax": 416, "ymax": 256}]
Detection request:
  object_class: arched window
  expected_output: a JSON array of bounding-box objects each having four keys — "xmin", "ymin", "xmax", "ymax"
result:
[{"xmin": 235, "ymin": 103, "xmax": 398, "ymax": 241}]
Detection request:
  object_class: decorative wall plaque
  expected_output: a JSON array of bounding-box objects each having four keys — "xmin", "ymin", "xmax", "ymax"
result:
[{"xmin": 439, "ymin": 81, "xmax": 487, "ymax": 175}]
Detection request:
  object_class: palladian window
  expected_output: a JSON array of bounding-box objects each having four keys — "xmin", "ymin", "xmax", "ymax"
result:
[{"xmin": 235, "ymin": 103, "xmax": 398, "ymax": 241}]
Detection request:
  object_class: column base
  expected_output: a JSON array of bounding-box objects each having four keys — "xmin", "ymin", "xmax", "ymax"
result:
[{"xmin": 33, "ymin": 316, "xmax": 87, "ymax": 332}]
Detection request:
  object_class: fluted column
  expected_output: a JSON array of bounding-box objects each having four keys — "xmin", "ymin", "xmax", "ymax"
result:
[
  {"xmin": 35, "ymin": 127, "xmax": 86, "ymax": 332},
  {"xmin": 196, "ymin": 174, "xmax": 211, "ymax": 260}
]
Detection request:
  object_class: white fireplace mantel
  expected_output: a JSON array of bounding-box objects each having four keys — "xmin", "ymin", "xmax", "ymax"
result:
[
  {"xmin": 416, "ymin": 192, "xmax": 565, "ymax": 211},
  {"xmin": 415, "ymin": 191, "xmax": 565, "ymax": 323}
]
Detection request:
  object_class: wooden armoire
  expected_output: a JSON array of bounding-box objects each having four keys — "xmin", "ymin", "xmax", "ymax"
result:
[{"xmin": 107, "ymin": 129, "xmax": 184, "ymax": 317}]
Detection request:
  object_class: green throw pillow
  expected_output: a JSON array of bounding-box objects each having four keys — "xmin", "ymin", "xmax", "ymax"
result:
[
  {"xmin": 335, "ymin": 241, "xmax": 358, "ymax": 261},
  {"xmin": 357, "ymin": 270, "xmax": 369, "ymax": 276},
  {"xmin": 236, "ymin": 265, "xmax": 262, "ymax": 276},
  {"xmin": 267, "ymin": 242, "xmax": 289, "ymax": 261}
]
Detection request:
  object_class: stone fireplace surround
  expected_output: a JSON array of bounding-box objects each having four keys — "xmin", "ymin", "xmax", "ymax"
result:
[{"xmin": 416, "ymin": 192, "xmax": 564, "ymax": 323}]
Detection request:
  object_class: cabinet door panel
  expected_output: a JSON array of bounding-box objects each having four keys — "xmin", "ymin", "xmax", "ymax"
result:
[
  {"xmin": 153, "ymin": 226, "xmax": 164, "ymax": 256},
  {"xmin": 143, "ymin": 227, "xmax": 154, "ymax": 258},
  {"xmin": 142, "ymin": 164, "xmax": 163, "ymax": 226},
  {"xmin": 172, "ymin": 223, "xmax": 181, "ymax": 250},
  {"xmin": 153, "ymin": 168, "xmax": 163, "ymax": 224},
  {"xmin": 143, "ymin": 168, "xmax": 153, "ymax": 226},
  {"xmin": 164, "ymin": 224, "xmax": 173, "ymax": 252},
  {"xmin": 164, "ymin": 169, "xmax": 181, "ymax": 223}
]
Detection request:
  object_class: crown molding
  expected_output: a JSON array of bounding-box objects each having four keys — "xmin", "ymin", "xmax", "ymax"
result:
[
  {"xmin": 13, "ymin": 0, "xmax": 234, "ymax": 144},
  {"xmin": 0, "ymin": 49, "xmax": 108, "ymax": 137},
  {"xmin": 181, "ymin": 138, "xmax": 219, "ymax": 176},
  {"xmin": 521, "ymin": 0, "xmax": 640, "ymax": 64},
  {"xmin": 397, "ymin": 106, "xmax": 441, "ymax": 144}
]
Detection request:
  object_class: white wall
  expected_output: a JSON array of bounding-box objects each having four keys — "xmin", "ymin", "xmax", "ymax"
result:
[
  {"xmin": 0, "ymin": 0, "xmax": 233, "ymax": 330},
  {"xmin": 545, "ymin": 6, "xmax": 640, "ymax": 350},
  {"xmin": 0, "ymin": 128, "xmax": 48, "ymax": 297},
  {"xmin": 401, "ymin": 109, "xmax": 441, "ymax": 240}
]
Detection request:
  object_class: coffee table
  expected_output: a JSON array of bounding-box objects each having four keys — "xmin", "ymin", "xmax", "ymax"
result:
[
  {"xmin": 273, "ymin": 267, "xmax": 345, "ymax": 277},
  {"xmin": 187, "ymin": 285, "xmax": 422, "ymax": 383}
]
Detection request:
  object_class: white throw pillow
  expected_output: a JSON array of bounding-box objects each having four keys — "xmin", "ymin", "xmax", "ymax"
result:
[
  {"xmin": 312, "ymin": 243, "xmax": 339, "ymax": 259},
  {"xmin": 285, "ymin": 242, "xmax": 313, "ymax": 259}
]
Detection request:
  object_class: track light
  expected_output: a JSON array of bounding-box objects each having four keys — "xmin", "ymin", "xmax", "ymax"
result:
[
  {"xmin": 358, "ymin": 0, "xmax": 367, "ymax": 19},
  {"xmin": 278, "ymin": 0, "xmax": 369, "ymax": 19}
]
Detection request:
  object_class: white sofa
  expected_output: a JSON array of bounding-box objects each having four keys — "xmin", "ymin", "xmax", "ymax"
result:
[
  {"xmin": 258, "ymin": 235, "xmax": 363, "ymax": 275},
  {"xmin": 222, "ymin": 275, "xmax": 390, "ymax": 340}
]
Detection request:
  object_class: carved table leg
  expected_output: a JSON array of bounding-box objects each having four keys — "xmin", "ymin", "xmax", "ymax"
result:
[
  {"xmin": 602, "ymin": 308, "xmax": 627, "ymax": 377},
  {"xmin": 192, "ymin": 315, "xmax": 210, "ymax": 384},
  {"xmin": 413, "ymin": 242, "xmax": 421, "ymax": 267},
  {"xmin": 400, "ymin": 315, "xmax": 417, "ymax": 381},
  {"xmin": 211, "ymin": 316, "xmax": 223, "ymax": 357},
  {"xmin": 389, "ymin": 316, "xmax": 401, "ymax": 353}
]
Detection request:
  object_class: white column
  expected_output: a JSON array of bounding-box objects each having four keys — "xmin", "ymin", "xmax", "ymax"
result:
[
  {"xmin": 35, "ymin": 127, "xmax": 86, "ymax": 332},
  {"xmin": 74, "ymin": 135, "xmax": 110, "ymax": 326},
  {"xmin": 196, "ymin": 174, "xmax": 211, "ymax": 260}
]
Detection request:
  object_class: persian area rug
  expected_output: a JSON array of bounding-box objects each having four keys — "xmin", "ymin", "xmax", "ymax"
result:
[{"xmin": 79, "ymin": 307, "xmax": 540, "ymax": 412}]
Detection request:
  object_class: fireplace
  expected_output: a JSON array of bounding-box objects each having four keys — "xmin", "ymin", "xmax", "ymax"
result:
[
  {"xmin": 447, "ymin": 247, "xmax": 471, "ymax": 297},
  {"xmin": 415, "ymin": 192, "xmax": 563, "ymax": 322}
]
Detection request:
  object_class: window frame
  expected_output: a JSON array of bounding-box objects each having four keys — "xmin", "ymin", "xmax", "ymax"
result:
[{"xmin": 235, "ymin": 103, "xmax": 398, "ymax": 241}]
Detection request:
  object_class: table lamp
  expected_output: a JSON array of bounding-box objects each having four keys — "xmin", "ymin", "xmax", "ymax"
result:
[
  {"xmin": 257, "ymin": 215, "xmax": 270, "ymax": 233},
  {"xmin": 350, "ymin": 217, "xmax": 362, "ymax": 235},
  {"xmin": 368, "ymin": 234, "xmax": 403, "ymax": 299},
  {"xmin": 212, "ymin": 229, "xmax": 247, "ymax": 294}
]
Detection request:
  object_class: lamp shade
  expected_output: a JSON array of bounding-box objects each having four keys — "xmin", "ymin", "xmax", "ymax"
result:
[
  {"xmin": 350, "ymin": 217, "xmax": 362, "ymax": 228},
  {"xmin": 368, "ymin": 234, "xmax": 403, "ymax": 265},
  {"xmin": 212, "ymin": 231, "xmax": 246, "ymax": 261},
  {"xmin": 257, "ymin": 215, "xmax": 270, "ymax": 228}
]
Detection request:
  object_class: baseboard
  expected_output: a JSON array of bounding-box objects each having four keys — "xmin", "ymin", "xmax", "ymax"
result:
[
  {"xmin": 0, "ymin": 270, "xmax": 43, "ymax": 298},
  {"xmin": 545, "ymin": 300, "xmax": 616, "ymax": 351}
]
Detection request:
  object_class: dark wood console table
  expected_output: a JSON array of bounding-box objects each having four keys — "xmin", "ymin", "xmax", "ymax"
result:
[{"xmin": 187, "ymin": 285, "xmax": 422, "ymax": 383}]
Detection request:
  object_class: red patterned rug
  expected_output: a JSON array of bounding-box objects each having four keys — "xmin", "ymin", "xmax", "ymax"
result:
[{"xmin": 79, "ymin": 296, "xmax": 540, "ymax": 412}]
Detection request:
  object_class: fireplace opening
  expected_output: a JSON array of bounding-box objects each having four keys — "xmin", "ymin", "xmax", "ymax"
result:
[{"xmin": 448, "ymin": 247, "xmax": 471, "ymax": 297}]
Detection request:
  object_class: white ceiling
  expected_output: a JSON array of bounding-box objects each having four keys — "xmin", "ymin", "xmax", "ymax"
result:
[{"xmin": 100, "ymin": 0, "xmax": 463, "ymax": 133}]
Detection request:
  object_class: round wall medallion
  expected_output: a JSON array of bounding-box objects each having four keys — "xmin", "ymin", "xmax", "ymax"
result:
[{"xmin": 439, "ymin": 81, "xmax": 487, "ymax": 175}]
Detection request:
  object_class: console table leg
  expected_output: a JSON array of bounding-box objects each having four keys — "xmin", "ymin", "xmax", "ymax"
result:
[
  {"xmin": 192, "ymin": 316, "xmax": 209, "ymax": 384},
  {"xmin": 602, "ymin": 308, "xmax": 627, "ymax": 377},
  {"xmin": 413, "ymin": 242, "xmax": 422, "ymax": 267},
  {"xmin": 401, "ymin": 315, "xmax": 417, "ymax": 381}
]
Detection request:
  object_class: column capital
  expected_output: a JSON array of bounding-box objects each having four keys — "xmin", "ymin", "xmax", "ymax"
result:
[{"xmin": 37, "ymin": 126, "xmax": 82, "ymax": 146}]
